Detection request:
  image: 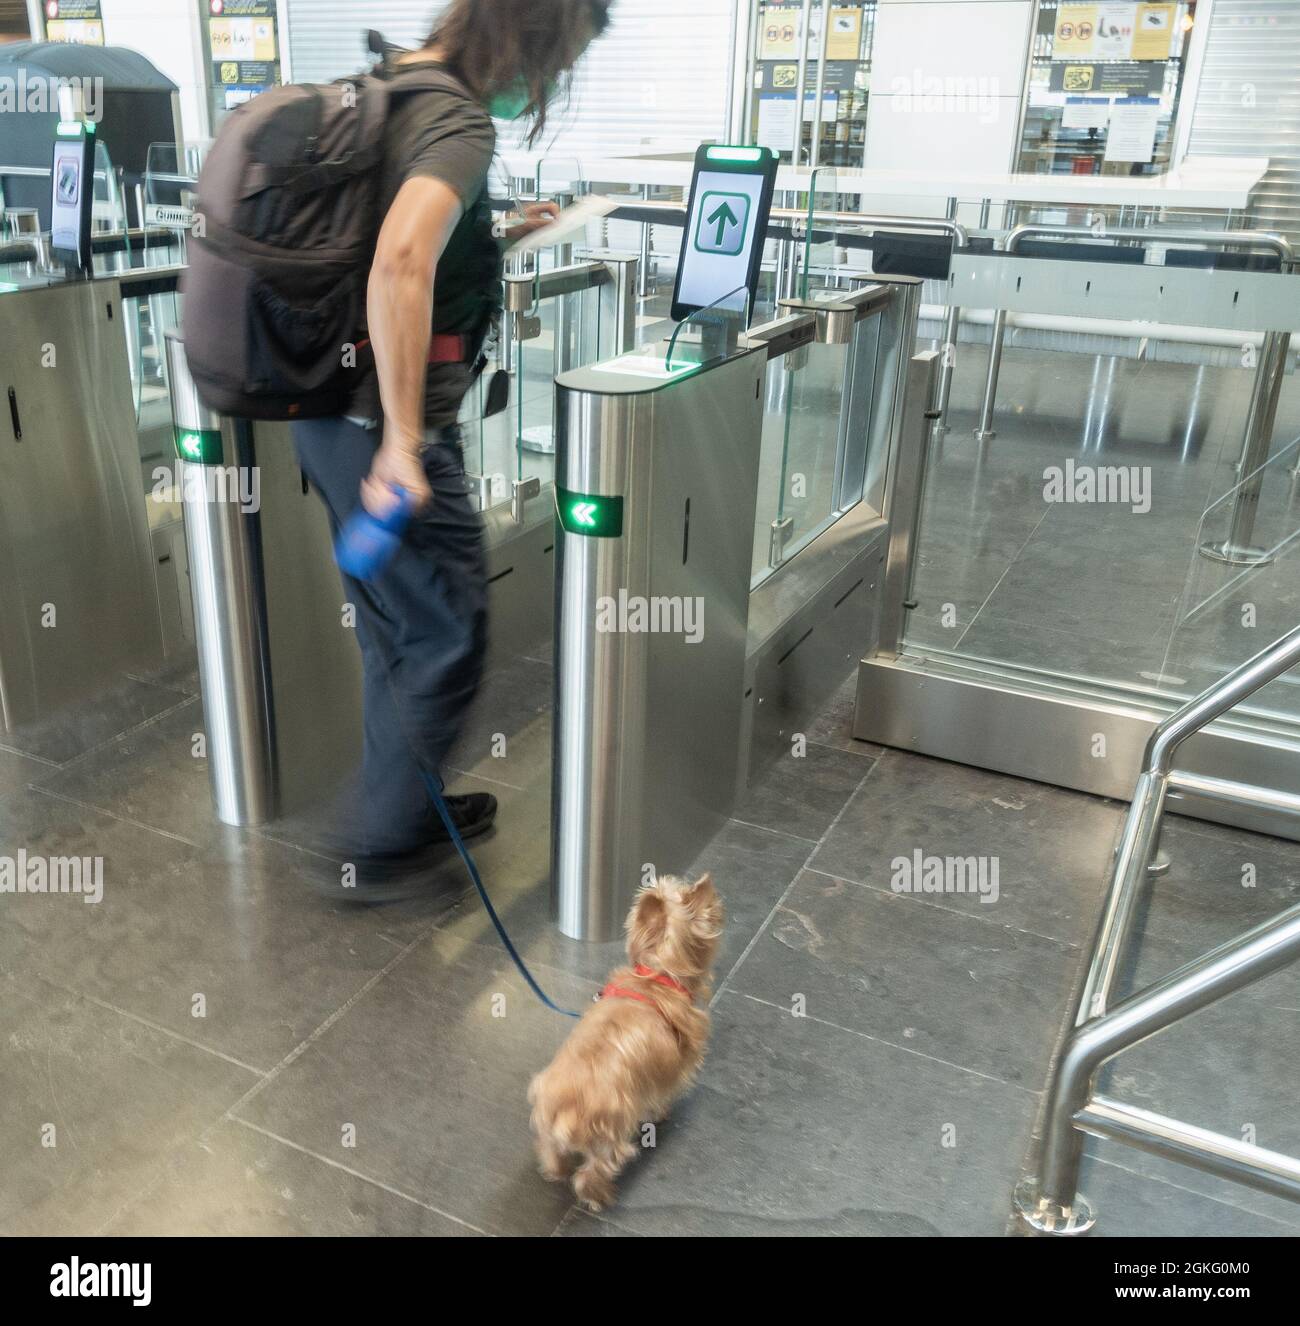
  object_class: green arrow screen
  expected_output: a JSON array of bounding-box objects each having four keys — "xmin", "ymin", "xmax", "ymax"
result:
[
  {"xmin": 556, "ymin": 487, "xmax": 623, "ymax": 538},
  {"xmin": 174, "ymin": 427, "xmax": 224, "ymax": 466}
]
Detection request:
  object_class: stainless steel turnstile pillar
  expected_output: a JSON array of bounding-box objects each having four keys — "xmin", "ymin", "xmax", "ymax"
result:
[
  {"xmin": 551, "ymin": 346, "xmax": 768, "ymax": 941},
  {"xmin": 165, "ymin": 332, "xmax": 275, "ymax": 826}
]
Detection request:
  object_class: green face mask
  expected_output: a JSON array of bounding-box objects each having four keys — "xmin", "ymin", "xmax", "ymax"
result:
[{"xmin": 488, "ymin": 77, "xmax": 553, "ymax": 121}]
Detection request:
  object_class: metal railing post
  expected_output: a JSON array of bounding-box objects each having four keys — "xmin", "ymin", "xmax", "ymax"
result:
[
  {"xmin": 808, "ymin": 0, "xmax": 831, "ymax": 169},
  {"xmin": 638, "ymin": 183, "xmax": 653, "ymax": 299},
  {"xmin": 599, "ymin": 254, "xmax": 640, "ymax": 357},
  {"xmin": 877, "ymin": 348, "xmax": 940, "ymax": 657},
  {"xmin": 1023, "ymin": 902, "xmax": 1300, "ymax": 1232},
  {"xmin": 792, "ymin": 0, "xmax": 813, "ymax": 163},
  {"xmin": 165, "ymin": 332, "xmax": 276, "ymax": 827},
  {"xmin": 1200, "ymin": 329, "xmax": 1291, "ymax": 567},
  {"xmin": 1017, "ymin": 621, "xmax": 1300, "ymax": 1234}
]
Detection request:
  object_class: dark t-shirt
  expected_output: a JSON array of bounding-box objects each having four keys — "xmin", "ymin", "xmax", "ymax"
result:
[{"xmin": 349, "ymin": 63, "xmax": 502, "ymax": 429}]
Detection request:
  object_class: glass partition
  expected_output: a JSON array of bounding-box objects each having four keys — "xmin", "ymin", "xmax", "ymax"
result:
[
  {"xmin": 754, "ymin": 330, "xmax": 850, "ymax": 581},
  {"xmin": 462, "ymin": 274, "xmax": 609, "ymax": 511},
  {"xmin": 746, "ymin": 0, "xmax": 878, "ymax": 166},
  {"xmin": 1017, "ymin": 1, "xmax": 1198, "ymax": 179},
  {"xmin": 895, "ymin": 221, "xmax": 1300, "ymax": 738},
  {"xmin": 1158, "ymin": 435, "xmax": 1300, "ymax": 725}
]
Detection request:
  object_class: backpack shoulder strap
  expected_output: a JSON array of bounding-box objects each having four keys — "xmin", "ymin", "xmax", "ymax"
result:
[{"xmin": 382, "ymin": 63, "xmax": 478, "ymax": 107}]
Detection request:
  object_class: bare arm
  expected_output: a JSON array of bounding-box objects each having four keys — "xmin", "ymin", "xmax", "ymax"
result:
[{"xmin": 362, "ymin": 175, "xmax": 464, "ymax": 516}]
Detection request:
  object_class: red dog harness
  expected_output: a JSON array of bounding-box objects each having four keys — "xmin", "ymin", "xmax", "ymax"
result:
[{"xmin": 600, "ymin": 964, "xmax": 692, "ymax": 1007}]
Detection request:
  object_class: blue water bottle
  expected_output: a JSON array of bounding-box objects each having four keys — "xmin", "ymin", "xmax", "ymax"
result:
[{"xmin": 334, "ymin": 486, "xmax": 418, "ymax": 581}]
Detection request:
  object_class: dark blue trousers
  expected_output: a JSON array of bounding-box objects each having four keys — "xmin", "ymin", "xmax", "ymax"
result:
[{"xmin": 292, "ymin": 417, "xmax": 488, "ymax": 855}]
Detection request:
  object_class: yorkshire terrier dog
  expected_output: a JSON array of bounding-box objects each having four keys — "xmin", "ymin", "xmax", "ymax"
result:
[{"xmin": 528, "ymin": 873, "xmax": 725, "ymax": 1211}]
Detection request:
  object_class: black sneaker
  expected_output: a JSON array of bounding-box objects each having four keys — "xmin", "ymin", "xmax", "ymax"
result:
[
  {"xmin": 301, "ymin": 838, "xmax": 460, "ymax": 904},
  {"xmin": 301, "ymin": 792, "xmax": 498, "ymax": 904},
  {"xmin": 427, "ymin": 791, "xmax": 498, "ymax": 842}
]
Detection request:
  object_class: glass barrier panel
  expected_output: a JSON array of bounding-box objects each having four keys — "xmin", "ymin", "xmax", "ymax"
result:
[
  {"xmin": 459, "ymin": 278, "xmax": 605, "ymax": 511},
  {"xmin": 752, "ymin": 317, "xmax": 851, "ymax": 586},
  {"xmin": 1157, "ymin": 434, "xmax": 1300, "ymax": 727},
  {"xmin": 800, "ymin": 164, "xmax": 838, "ymax": 299},
  {"xmin": 665, "ymin": 285, "xmax": 752, "ymax": 371},
  {"xmin": 144, "ymin": 142, "xmax": 198, "ymax": 218},
  {"xmin": 896, "ymin": 229, "xmax": 1300, "ymax": 726}
]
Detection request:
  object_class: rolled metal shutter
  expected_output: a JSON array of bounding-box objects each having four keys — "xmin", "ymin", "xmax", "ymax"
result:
[
  {"xmin": 1187, "ymin": 0, "xmax": 1300, "ymax": 241},
  {"xmin": 283, "ymin": 0, "xmax": 733, "ymax": 158}
]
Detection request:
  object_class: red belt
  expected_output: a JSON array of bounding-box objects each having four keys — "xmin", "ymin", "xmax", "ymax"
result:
[
  {"xmin": 426, "ymin": 332, "xmax": 470, "ymax": 364},
  {"xmin": 354, "ymin": 333, "xmax": 469, "ymax": 365}
]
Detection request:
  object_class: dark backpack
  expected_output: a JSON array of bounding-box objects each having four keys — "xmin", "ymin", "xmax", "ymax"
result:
[{"xmin": 181, "ymin": 63, "xmax": 474, "ymax": 420}]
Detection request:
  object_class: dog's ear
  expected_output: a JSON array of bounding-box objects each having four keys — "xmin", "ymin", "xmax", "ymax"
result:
[
  {"xmin": 627, "ymin": 887, "xmax": 669, "ymax": 953},
  {"xmin": 683, "ymin": 873, "xmax": 724, "ymax": 938}
]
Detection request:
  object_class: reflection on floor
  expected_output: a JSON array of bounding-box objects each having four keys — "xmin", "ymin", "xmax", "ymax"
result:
[
  {"xmin": 911, "ymin": 344, "xmax": 1300, "ymax": 716},
  {"xmin": 2, "ymin": 642, "xmax": 1297, "ymax": 1236},
  {"xmin": 4, "ymin": 327, "xmax": 1299, "ymax": 1237}
]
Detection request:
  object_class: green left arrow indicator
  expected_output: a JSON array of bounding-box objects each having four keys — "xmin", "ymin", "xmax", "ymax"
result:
[
  {"xmin": 173, "ymin": 427, "xmax": 224, "ymax": 465},
  {"xmin": 556, "ymin": 487, "xmax": 623, "ymax": 538}
]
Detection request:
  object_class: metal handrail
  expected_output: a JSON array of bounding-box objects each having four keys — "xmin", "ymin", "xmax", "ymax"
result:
[
  {"xmin": 612, "ymin": 196, "xmax": 971, "ymax": 248},
  {"xmin": 1017, "ymin": 622, "xmax": 1300, "ymax": 1234},
  {"xmin": 973, "ymin": 223, "xmax": 1295, "ymax": 443}
]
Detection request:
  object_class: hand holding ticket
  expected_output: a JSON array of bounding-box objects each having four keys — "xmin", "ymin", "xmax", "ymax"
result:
[{"xmin": 507, "ymin": 193, "xmax": 620, "ymax": 255}]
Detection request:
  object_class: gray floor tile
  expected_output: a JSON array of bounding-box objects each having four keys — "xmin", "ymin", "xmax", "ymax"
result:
[
  {"xmin": 0, "ymin": 746, "xmax": 50, "ymax": 801},
  {"xmin": 735, "ymin": 741, "xmax": 873, "ymax": 843},
  {"xmin": 810, "ymin": 750, "xmax": 1123, "ymax": 948},
  {"xmin": 0, "ymin": 787, "xmax": 433, "ymax": 1072},
  {"xmin": 125, "ymin": 658, "xmax": 202, "ymax": 697},
  {"xmin": 554, "ymin": 1209, "xmax": 646, "ymax": 1237},
  {"xmin": 233, "ymin": 927, "xmax": 593, "ymax": 1236},
  {"xmin": 32, "ymin": 699, "xmax": 213, "ymax": 847},
  {"xmin": 802, "ymin": 674, "xmax": 886, "ymax": 759},
  {"xmin": 107, "ymin": 1120, "xmax": 482, "ymax": 1237},
  {"xmin": 447, "ymin": 656, "xmax": 552, "ymax": 790},
  {"xmin": 1142, "ymin": 816, "xmax": 1300, "ymax": 964},
  {"xmin": 0, "ymin": 676, "xmax": 187, "ymax": 766},
  {"xmin": 598, "ymin": 990, "xmax": 1036, "ymax": 1235},
  {"xmin": 434, "ymin": 808, "xmax": 812, "ymax": 994},
  {"xmin": 0, "ymin": 973, "xmax": 257, "ymax": 1236},
  {"xmin": 727, "ymin": 868, "xmax": 1078, "ymax": 1087},
  {"xmin": 1076, "ymin": 1155, "xmax": 1300, "ymax": 1238}
]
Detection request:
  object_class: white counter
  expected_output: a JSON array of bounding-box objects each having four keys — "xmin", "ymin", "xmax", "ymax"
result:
[{"xmin": 502, "ymin": 153, "xmax": 1269, "ymax": 213}]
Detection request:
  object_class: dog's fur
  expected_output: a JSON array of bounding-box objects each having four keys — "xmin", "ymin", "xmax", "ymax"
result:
[{"xmin": 528, "ymin": 873, "xmax": 724, "ymax": 1210}]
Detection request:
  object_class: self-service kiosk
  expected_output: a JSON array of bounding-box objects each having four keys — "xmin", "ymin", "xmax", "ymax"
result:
[
  {"xmin": 551, "ymin": 145, "xmax": 781, "ymax": 941},
  {"xmin": 49, "ymin": 119, "xmax": 96, "ymax": 276}
]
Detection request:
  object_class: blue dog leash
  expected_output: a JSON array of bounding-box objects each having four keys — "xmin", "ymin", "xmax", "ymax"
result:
[
  {"xmin": 421, "ymin": 772, "xmax": 581, "ymax": 1020},
  {"xmin": 334, "ymin": 493, "xmax": 580, "ymax": 1019}
]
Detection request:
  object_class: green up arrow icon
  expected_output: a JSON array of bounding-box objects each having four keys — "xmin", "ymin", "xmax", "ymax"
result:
[{"xmin": 706, "ymin": 199, "xmax": 739, "ymax": 247}]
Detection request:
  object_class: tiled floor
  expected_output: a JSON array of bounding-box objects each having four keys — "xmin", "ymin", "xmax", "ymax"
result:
[
  {"xmin": 2, "ymin": 648, "xmax": 1297, "ymax": 1237},
  {"xmin": 2, "ymin": 333, "xmax": 1298, "ymax": 1238}
]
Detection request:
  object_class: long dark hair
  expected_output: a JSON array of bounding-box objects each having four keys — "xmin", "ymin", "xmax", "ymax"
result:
[{"xmin": 426, "ymin": 0, "xmax": 611, "ymax": 145}]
